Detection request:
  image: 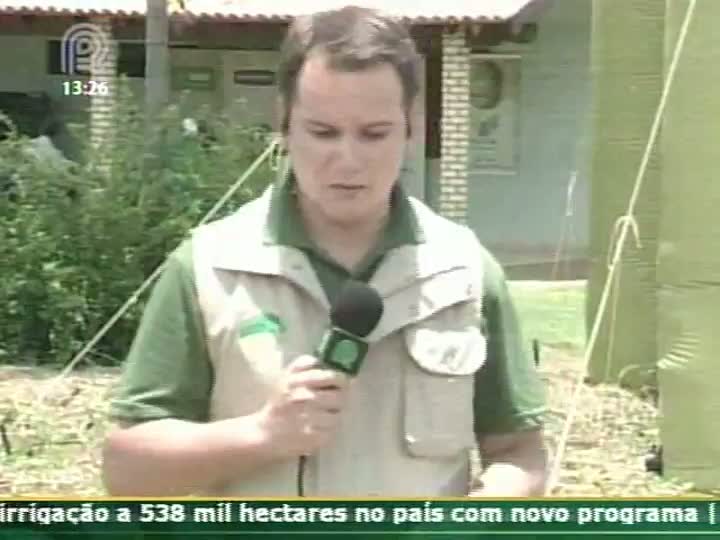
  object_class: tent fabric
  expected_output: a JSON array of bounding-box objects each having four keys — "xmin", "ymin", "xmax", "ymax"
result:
[
  {"xmin": 658, "ymin": 286, "xmax": 720, "ymax": 490},
  {"xmin": 590, "ymin": 0, "xmax": 720, "ymax": 490},
  {"xmin": 585, "ymin": 0, "xmax": 664, "ymax": 390},
  {"xmin": 656, "ymin": 0, "xmax": 720, "ymax": 491},
  {"xmin": 658, "ymin": 0, "xmax": 720, "ymax": 286}
]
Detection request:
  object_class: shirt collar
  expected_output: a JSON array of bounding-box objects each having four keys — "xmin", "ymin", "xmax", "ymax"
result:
[{"xmin": 263, "ymin": 171, "xmax": 426, "ymax": 254}]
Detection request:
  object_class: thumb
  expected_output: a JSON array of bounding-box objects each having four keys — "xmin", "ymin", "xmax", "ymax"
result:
[{"xmin": 287, "ymin": 354, "xmax": 320, "ymax": 373}]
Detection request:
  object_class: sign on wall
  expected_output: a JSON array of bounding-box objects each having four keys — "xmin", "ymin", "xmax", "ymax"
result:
[
  {"xmin": 233, "ymin": 69, "xmax": 275, "ymax": 86},
  {"xmin": 171, "ymin": 66, "xmax": 216, "ymax": 91},
  {"xmin": 468, "ymin": 54, "xmax": 521, "ymax": 174}
]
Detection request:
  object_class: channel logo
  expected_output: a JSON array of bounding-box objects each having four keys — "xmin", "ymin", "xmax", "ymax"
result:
[{"xmin": 60, "ymin": 23, "xmax": 110, "ymax": 75}]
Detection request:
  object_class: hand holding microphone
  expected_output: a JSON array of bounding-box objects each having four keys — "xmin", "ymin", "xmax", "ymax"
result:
[
  {"xmin": 256, "ymin": 281, "xmax": 384, "ymax": 466},
  {"xmin": 257, "ymin": 354, "xmax": 352, "ymax": 459}
]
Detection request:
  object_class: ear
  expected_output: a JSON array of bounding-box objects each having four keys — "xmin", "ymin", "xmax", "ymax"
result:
[
  {"xmin": 407, "ymin": 95, "xmax": 424, "ymax": 144},
  {"xmin": 274, "ymin": 96, "xmax": 287, "ymax": 135},
  {"xmin": 272, "ymin": 96, "xmax": 288, "ymax": 152}
]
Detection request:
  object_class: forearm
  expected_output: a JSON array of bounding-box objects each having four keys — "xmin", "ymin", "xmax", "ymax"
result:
[
  {"xmin": 475, "ymin": 459, "xmax": 547, "ymax": 496},
  {"xmin": 101, "ymin": 415, "xmax": 275, "ymax": 496},
  {"xmin": 473, "ymin": 429, "xmax": 549, "ymax": 497}
]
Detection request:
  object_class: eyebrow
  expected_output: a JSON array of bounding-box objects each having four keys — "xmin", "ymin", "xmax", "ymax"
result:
[{"xmin": 304, "ymin": 119, "xmax": 395, "ymax": 129}]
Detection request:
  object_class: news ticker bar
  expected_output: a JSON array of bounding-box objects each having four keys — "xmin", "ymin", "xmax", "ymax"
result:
[{"xmin": 1, "ymin": 500, "xmax": 720, "ymax": 536}]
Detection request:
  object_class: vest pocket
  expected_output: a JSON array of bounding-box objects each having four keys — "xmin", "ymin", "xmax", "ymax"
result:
[{"xmin": 402, "ymin": 312, "xmax": 487, "ymax": 459}]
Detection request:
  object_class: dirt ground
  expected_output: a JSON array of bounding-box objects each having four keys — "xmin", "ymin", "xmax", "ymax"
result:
[{"xmin": 0, "ymin": 347, "xmax": 690, "ymax": 497}]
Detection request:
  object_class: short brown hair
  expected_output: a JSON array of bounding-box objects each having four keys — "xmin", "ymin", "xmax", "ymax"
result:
[{"xmin": 276, "ymin": 5, "xmax": 421, "ymax": 136}]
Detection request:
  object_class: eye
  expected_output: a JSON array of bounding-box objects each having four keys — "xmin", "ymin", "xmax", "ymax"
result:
[
  {"xmin": 363, "ymin": 131, "xmax": 389, "ymax": 141},
  {"xmin": 310, "ymin": 129, "xmax": 337, "ymax": 139}
]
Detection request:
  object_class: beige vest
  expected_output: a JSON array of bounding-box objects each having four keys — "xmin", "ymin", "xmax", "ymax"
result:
[{"xmin": 191, "ymin": 188, "xmax": 487, "ymax": 496}]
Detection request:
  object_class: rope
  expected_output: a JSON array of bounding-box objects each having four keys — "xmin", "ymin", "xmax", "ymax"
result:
[
  {"xmin": 544, "ymin": 0, "xmax": 698, "ymax": 495},
  {"xmin": 37, "ymin": 138, "xmax": 279, "ymax": 397},
  {"xmin": 602, "ymin": 216, "xmax": 642, "ymax": 381},
  {"xmin": 551, "ymin": 170, "xmax": 578, "ymax": 281},
  {"xmin": 603, "ymin": 257, "xmax": 622, "ymax": 382}
]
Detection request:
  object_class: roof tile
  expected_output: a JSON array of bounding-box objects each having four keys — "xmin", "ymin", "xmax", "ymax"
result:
[{"xmin": 0, "ymin": 0, "xmax": 544, "ymax": 22}]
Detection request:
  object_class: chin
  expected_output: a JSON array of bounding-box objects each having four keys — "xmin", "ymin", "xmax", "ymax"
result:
[
  {"xmin": 327, "ymin": 210, "xmax": 364, "ymax": 227},
  {"xmin": 323, "ymin": 204, "xmax": 368, "ymax": 226}
]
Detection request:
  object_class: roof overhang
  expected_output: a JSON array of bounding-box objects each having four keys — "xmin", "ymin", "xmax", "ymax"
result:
[{"xmin": 0, "ymin": 0, "xmax": 551, "ymax": 24}]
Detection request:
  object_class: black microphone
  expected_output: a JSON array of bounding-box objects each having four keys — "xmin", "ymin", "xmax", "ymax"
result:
[
  {"xmin": 315, "ymin": 280, "xmax": 384, "ymax": 376},
  {"xmin": 297, "ymin": 280, "xmax": 384, "ymax": 497}
]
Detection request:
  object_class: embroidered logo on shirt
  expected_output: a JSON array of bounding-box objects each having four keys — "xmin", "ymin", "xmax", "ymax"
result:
[{"xmin": 237, "ymin": 313, "xmax": 286, "ymax": 339}]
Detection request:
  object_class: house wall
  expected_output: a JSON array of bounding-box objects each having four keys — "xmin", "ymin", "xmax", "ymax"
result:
[
  {"xmin": 0, "ymin": 10, "xmax": 593, "ymax": 278},
  {"xmin": 0, "ymin": 33, "xmax": 90, "ymax": 117},
  {"xmin": 464, "ymin": 0, "xmax": 593, "ymax": 277},
  {"xmin": 0, "ymin": 30, "xmax": 222, "ymax": 156},
  {"xmin": 0, "ymin": 35, "xmax": 47, "ymax": 92},
  {"xmin": 0, "ymin": 19, "xmax": 432, "ymax": 199},
  {"xmin": 0, "ymin": 33, "xmax": 87, "ymax": 159}
]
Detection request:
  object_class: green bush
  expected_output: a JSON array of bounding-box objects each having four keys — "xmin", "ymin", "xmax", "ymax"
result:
[{"xmin": 0, "ymin": 85, "xmax": 275, "ymax": 367}]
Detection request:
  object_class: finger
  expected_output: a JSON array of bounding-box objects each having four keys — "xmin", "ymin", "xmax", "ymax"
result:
[
  {"xmin": 303, "ymin": 409, "xmax": 341, "ymax": 432},
  {"xmin": 289, "ymin": 384, "xmax": 317, "ymax": 404},
  {"xmin": 289, "ymin": 368, "xmax": 350, "ymax": 391},
  {"xmin": 308, "ymin": 388, "xmax": 348, "ymax": 413},
  {"xmin": 287, "ymin": 354, "xmax": 321, "ymax": 373},
  {"xmin": 289, "ymin": 386, "xmax": 346, "ymax": 411}
]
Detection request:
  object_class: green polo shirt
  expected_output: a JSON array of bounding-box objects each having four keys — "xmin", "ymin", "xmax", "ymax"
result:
[
  {"xmin": 264, "ymin": 175, "xmax": 426, "ymax": 305},
  {"xmin": 110, "ymin": 178, "xmax": 546, "ymax": 435}
]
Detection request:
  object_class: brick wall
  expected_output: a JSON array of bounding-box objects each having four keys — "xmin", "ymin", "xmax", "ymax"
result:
[
  {"xmin": 439, "ymin": 28, "xmax": 471, "ymax": 224},
  {"xmin": 89, "ymin": 17, "xmax": 117, "ymax": 172}
]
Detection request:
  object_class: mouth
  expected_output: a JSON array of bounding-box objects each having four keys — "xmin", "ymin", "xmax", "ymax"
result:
[{"xmin": 329, "ymin": 184, "xmax": 366, "ymax": 192}]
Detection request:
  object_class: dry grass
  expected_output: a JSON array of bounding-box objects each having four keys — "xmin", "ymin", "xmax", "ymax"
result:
[
  {"xmin": 0, "ymin": 281, "xmax": 694, "ymax": 497},
  {"xmin": 0, "ymin": 365, "xmax": 115, "ymax": 496},
  {"xmin": 0, "ymin": 349, "xmax": 690, "ymax": 498},
  {"xmin": 538, "ymin": 348, "xmax": 691, "ymax": 497}
]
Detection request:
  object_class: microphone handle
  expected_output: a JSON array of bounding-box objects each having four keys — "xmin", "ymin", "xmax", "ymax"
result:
[
  {"xmin": 297, "ymin": 455, "xmax": 307, "ymax": 496},
  {"xmin": 298, "ymin": 325, "xmax": 373, "ymax": 496},
  {"xmin": 316, "ymin": 326, "xmax": 369, "ymax": 375}
]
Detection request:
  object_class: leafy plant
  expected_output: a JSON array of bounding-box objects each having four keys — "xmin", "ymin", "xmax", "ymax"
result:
[{"xmin": 0, "ymin": 82, "xmax": 274, "ymax": 367}]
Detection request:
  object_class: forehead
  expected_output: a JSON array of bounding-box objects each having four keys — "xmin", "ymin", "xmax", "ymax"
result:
[{"xmin": 293, "ymin": 54, "xmax": 405, "ymax": 121}]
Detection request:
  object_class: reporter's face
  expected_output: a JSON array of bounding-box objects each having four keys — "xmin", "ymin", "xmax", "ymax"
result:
[{"xmin": 285, "ymin": 54, "xmax": 409, "ymax": 225}]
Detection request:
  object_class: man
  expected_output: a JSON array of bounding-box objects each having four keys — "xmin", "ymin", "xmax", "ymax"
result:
[{"xmin": 102, "ymin": 6, "xmax": 548, "ymax": 497}]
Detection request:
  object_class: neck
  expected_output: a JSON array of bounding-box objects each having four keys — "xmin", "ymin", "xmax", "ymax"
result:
[{"xmin": 297, "ymin": 193, "xmax": 390, "ymax": 262}]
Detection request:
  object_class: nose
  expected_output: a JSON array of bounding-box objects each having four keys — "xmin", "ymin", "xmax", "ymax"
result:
[{"xmin": 337, "ymin": 136, "xmax": 363, "ymax": 170}]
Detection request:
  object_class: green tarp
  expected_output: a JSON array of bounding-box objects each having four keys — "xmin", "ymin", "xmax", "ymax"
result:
[
  {"xmin": 656, "ymin": 0, "xmax": 720, "ymax": 491},
  {"xmin": 586, "ymin": 0, "xmax": 664, "ymax": 390},
  {"xmin": 589, "ymin": 0, "xmax": 720, "ymax": 490},
  {"xmin": 658, "ymin": 286, "xmax": 720, "ymax": 489}
]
